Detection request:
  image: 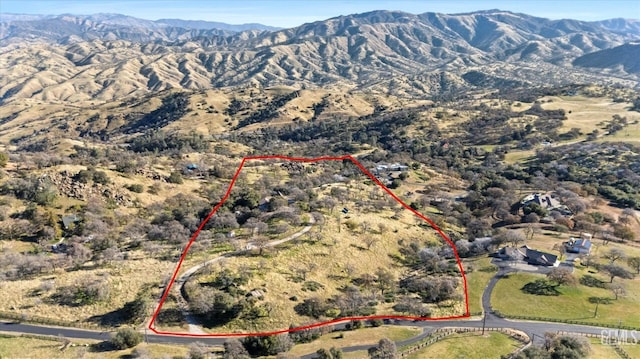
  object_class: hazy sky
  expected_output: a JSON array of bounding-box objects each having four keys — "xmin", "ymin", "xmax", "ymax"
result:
[{"xmin": 2, "ymin": 0, "xmax": 639, "ymax": 27}]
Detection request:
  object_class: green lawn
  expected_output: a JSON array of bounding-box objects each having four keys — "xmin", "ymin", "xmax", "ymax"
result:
[
  {"xmin": 503, "ymin": 149, "xmax": 535, "ymax": 164},
  {"xmin": 403, "ymin": 332, "xmax": 521, "ymax": 359},
  {"xmin": 287, "ymin": 326, "xmax": 422, "ymax": 357},
  {"xmin": 464, "ymin": 256, "xmax": 498, "ymax": 314},
  {"xmin": 622, "ymin": 343, "xmax": 640, "ymax": 358},
  {"xmin": 588, "ymin": 338, "xmax": 623, "ymax": 359},
  {"xmin": 491, "ymin": 272, "xmax": 640, "ymax": 328}
]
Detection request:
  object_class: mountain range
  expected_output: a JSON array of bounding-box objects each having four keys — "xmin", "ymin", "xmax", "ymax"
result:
[{"xmin": 1, "ymin": 10, "xmax": 639, "ymax": 104}]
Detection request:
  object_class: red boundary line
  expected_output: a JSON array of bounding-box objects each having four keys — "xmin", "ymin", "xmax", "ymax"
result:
[{"xmin": 148, "ymin": 155, "xmax": 470, "ymax": 337}]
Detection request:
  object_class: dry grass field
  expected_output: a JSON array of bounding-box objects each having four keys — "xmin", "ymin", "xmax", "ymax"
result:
[
  {"xmin": 540, "ymin": 95, "xmax": 640, "ymax": 143},
  {"xmin": 0, "ymin": 254, "xmax": 174, "ymax": 325},
  {"xmin": 0, "ymin": 335, "xmax": 190, "ymax": 359}
]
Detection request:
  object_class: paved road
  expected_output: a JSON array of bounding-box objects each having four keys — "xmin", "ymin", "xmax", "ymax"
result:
[{"xmin": 1, "ymin": 249, "xmax": 624, "ymax": 357}]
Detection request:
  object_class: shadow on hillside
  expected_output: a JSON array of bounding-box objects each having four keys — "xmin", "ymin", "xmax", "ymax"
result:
[{"xmin": 87, "ymin": 307, "xmax": 131, "ymax": 327}]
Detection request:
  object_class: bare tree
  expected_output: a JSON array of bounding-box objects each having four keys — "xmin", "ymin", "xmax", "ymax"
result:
[
  {"xmin": 552, "ymin": 243, "xmax": 566, "ymax": 260},
  {"xmin": 602, "ymin": 264, "xmax": 634, "ymax": 283},
  {"xmin": 375, "ymin": 268, "xmax": 395, "ymax": 295},
  {"xmin": 100, "ymin": 246, "xmax": 123, "ymax": 266},
  {"xmin": 67, "ymin": 242, "xmax": 92, "ymax": 268},
  {"xmin": 368, "ymin": 338, "xmax": 396, "ymax": 359},
  {"xmin": 627, "ymin": 257, "xmax": 640, "ymax": 274},
  {"xmin": 523, "ymin": 224, "xmax": 539, "ymax": 241},
  {"xmin": 188, "ymin": 342, "xmax": 210, "ymax": 359},
  {"xmin": 603, "ymin": 248, "xmax": 626, "ymax": 263},
  {"xmin": 619, "ymin": 208, "xmax": 636, "ymax": 224},
  {"xmin": 601, "ymin": 230, "xmax": 614, "ymax": 246},
  {"xmin": 580, "ymin": 254, "xmax": 598, "ymax": 269},
  {"xmin": 344, "ymin": 263, "xmax": 356, "ymax": 278},
  {"xmin": 610, "ymin": 282, "xmax": 626, "ymax": 300},
  {"xmin": 360, "ymin": 221, "xmax": 371, "ymax": 234},
  {"xmin": 244, "ymin": 218, "xmax": 268, "ymax": 236},
  {"xmin": 291, "ymin": 262, "xmax": 317, "ymax": 281},
  {"xmin": 547, "ymin": 267, "xmax": 576, "ymax": 286},
  {"xmin": 363, "ymin": 236, "xmax": 379, "ymax": 250},
  {"xmin": 252, "ymin": 236, "xmax": 270, "ymax": 256},
  {"xmin": 504, "ymin": 229, "xmax": 526, "ymax": 247},
  {"xmin": 223, "ymin": 339, "xmax": 249, "ymax": 359}
]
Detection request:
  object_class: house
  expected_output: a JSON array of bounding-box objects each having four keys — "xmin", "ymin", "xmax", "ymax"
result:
[
  {"xmin": 520, "ymin": 192, "xmax": 572, "ymax": 215},
  {"xmin": 371, "ymin": 163, "xmax": 409, "ymax": 174},
  {"xmin": 497, "ymin": 245, "xmax": 560, "ymax": 267},
  {"xmin": 565, "ymin": 238, "xmax": 592, "ymax": 254},
  {"xmin": 389, "ymin": 163, "xmax": 409, "ymax": 171},
  {"xmin": 521, "ymin": 193, "xmax": 561, "ymax": 209},
  {"xmin": 61, "ymin": 214, "xmax": 80, "ymax": 230},
  {"xmin": 523, "ymin": 246, "xmax": 560, "ymax": 267}
]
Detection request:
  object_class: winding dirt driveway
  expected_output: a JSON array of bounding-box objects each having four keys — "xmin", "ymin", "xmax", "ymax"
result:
[{"xmin": 173, "ymin": 215, "xmax": 316, "ymax": 333}]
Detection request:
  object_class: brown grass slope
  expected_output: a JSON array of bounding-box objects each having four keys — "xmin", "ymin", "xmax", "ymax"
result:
[{"xmin": 1, "ymin": 10, "xmax": 638, "ymax": 104}]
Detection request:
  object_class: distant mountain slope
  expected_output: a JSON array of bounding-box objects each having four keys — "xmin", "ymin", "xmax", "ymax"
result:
[
  {"xmin": 593, "ymin": 18, "xmax": 640, "ymax": 36},
  {"xmin": 0, "ymin": 10, "xmax": 638, "ymax": 104},
  {"xmin": 0, "ymin": 13, "xmax": 274, "ymax": 44},
  {"xmin": 155, "ymin": 18, "xmax": 280, "ymax": 32},
  {"xmin": 573, "ymin": 43, "xmax": 640, "ymax": 74}
]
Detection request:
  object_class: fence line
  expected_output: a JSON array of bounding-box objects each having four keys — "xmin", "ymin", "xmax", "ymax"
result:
[
  {"xmin": 397, "ymin": 327, "xmax": 530, "ymax": 357},
  {"xmin": 555, "ymin": 330, "xmax": 634, "ymax": 359},
  {"xmin": 0, "ymin": 310, "xmax": 100, "ymax": 330}
]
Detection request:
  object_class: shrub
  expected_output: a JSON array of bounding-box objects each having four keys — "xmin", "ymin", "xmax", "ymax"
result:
[
  {"xmin": 111, "ymin": 327, "xmax": 142, "ymax": 349},
  {"xmin": 127, "ymin": 184, "xmax": 144, "ymax": 193},
  {"xmin": 55, "ymin": 276, "xmax": 110, "ymax": 306},
  {"xmin": 368, "ymin": 338, "xmax": 396, "ymax": 359},
  {"xmin": 187, "ymin": 342, "xmax": 209, "ymax": 359},
  {"xmin": 0, "ymin": 152, "xmax": 8, "ymax": 167},
  {"xmin": 289, "ymin": 326, "xmax": 322, "ymax": 344},
  {"xmin": 131, "ymin": 347, "xmax": 151, "ymax": 359},
  {"xmin": 92, "ymin": 170, "xmax": 110, "ymax": 185},
  {"xmin": 74, "ymin": 170, "xmax": 92, "ymax": 183},
  {"xmin": 147, "ymin": 184, "xmax": 161, "ymax": 195},
  {"xmin": 579, "ymin": 275, "xmax": 606, "ymax": 288},
  {"xmin": 121, "ymin": 296, "xmax": 150, "ymax": 324},
  {"xmin": 223, "ymin": 339, "xmax": 249, "ymax": 359},
  {"xmin": 521, "ymin": 279, "xmax": 560, "ymax": 296},
  {"xmin": 301, "ymin": 281, "xmax": 325, "ymax": 292},
  {"xmin": 294, "ymin": 297, "xmax": 327, "ymax": 319},
  {"xmin": 242, "ymin": 334, "xmax": 293, "ymax": 356},
  {"xmin": 167, "ymin": 171, "xmax": 183, "ymax": 184}
]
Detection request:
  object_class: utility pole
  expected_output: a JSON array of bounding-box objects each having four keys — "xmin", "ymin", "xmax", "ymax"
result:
[
  {"xmin": 482, "ymin": 312, "xmax": 487, "ymax": 335},
  {"xmin": 618, "ymin": 320, "xmax": 622, "ymax": 338},
  {"xmin": 594, "ymin": 300, "xmax": 600, "ymax": 318}
]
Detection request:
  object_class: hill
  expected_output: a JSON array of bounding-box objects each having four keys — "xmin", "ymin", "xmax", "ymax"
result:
[
  {"xmin": 0, "ymin": 10, "xmax": 639, "ymax": 105},
  {"xmin": 573, "ymin": 43, "xmax": 640, "ymax": 74}
]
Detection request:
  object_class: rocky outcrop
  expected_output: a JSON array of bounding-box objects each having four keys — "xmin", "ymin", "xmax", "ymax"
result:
[{"xmin": 51, "ymin": 170, "xmax": 133, "ymax": 206}]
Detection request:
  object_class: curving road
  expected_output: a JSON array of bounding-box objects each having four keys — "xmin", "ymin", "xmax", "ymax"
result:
[{"xmin": 0, "ymin": 251, "xmax": 624, "ymax": 356}]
